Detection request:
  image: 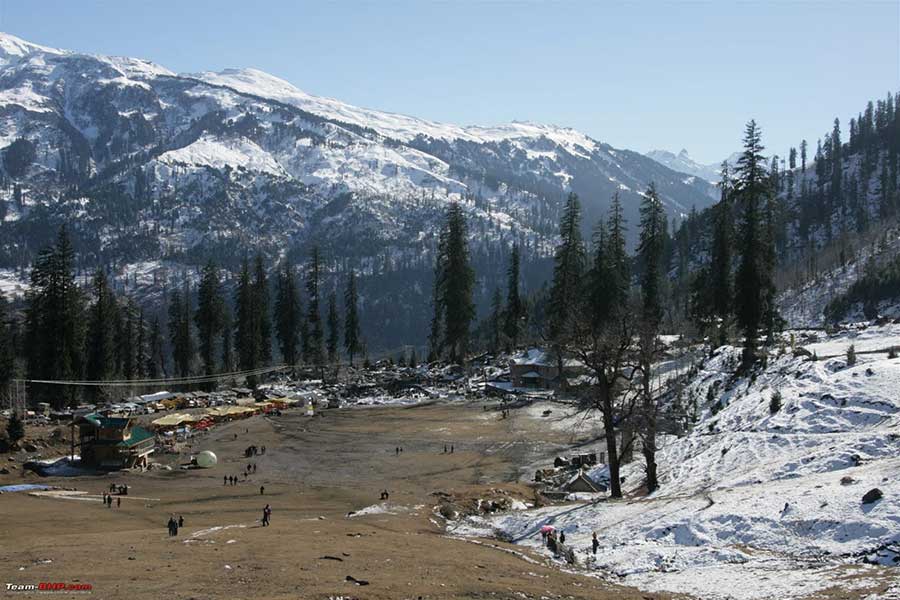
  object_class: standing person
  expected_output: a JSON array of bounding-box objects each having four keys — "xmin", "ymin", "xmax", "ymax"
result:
[
  {"xmin": 167, "ymin": 516, "xmax": 176, "ymax": 536},
  {"xmin": 262, "ymin": 504, "xmax": 271, "ymax": 526},
  {"xmin": 559, "ymin": 531, "xmax": 566, "ymax": 545},
  {"xmin": 224, "ymin": 475, "xmax": 227, "ymax": 485},
  {"xmin": 450, "ymin": 445, "xmax": 454, "ymax": 453},
  {"xmin": 260, "ymin": 485, "xmax": 265, "ymax": 495},
  {"xmin": 178, "ymin": 515, "xmax": 184, "ymax": 528},
  {"xmin": 592, "ymin": 531, "xmax": 599, "ymax": 556},
  {"xmin": 117, "ymin": 497, "xmax": 121, "ymax": 508}
]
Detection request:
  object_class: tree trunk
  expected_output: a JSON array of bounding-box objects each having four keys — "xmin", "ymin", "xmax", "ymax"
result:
[
  {"xmin": 599, "ymin": 382, "xmax": 622, "ymax": 499},
  {"xmin": 640, "ymin": 346, "xmax": 658, "ymax": 494}
]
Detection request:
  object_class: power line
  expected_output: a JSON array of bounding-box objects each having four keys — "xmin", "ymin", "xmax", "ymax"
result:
[{"xmin": 12, "ymin": 365, "xmax": 290, "ymax": 388}]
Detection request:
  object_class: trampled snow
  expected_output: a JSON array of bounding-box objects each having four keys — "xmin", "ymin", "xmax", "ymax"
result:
[{"xmin": 451, "ymin": 334, "xmax": 900, "ymax": 599}]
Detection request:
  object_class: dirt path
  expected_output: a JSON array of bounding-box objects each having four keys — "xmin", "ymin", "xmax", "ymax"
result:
[{"xmin": 0, "ymin": 402, "xmax": 678, "ymax": 600}]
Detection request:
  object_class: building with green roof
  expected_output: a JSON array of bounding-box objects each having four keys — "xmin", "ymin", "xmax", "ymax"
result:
[{"xmin": 75, "ymin": 413, "xmax": 155, "ymax": 469}]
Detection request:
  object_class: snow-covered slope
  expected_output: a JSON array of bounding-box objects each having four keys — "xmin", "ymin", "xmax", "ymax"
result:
[
  {"xmin": 452, "ymin": 334, "xmax": 900, "ymax": 599},
  {"xmin": 779, "ymin": 224, "xmax": 900, "ymax": 329}
]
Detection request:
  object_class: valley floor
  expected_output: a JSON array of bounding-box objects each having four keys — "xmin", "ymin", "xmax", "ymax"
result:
[
  {"xmin": 0, "ymin": 401, "xmax": 671, "ymax": 600},
  {"xmin": 3, "ymin": 327, "xmax": 900, "ymax": 600}
]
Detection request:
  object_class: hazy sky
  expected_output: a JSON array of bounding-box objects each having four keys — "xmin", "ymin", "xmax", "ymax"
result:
[{"xmin": 2, "ymin": 0, "xmax": 898, "ymax": 163}]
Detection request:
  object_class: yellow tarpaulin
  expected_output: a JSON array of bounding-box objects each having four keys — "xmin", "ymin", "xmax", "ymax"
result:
[{"xmin": 151, "ymin": 413, "xmax": 195, "ymax": 427}]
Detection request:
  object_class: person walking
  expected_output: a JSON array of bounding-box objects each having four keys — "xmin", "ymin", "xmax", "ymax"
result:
[
  {"xmin": 167, "ymin": 516, "xmax": 176, "ymax": 536},
  {"xmin": 260, "ymin": 485, "xmax": 265, "ymax": 495},
  {"xmin": 178, "ymin": 515, "xmax": 184, "ymax": 528},
  {"xmin": 592, "ymin": 531, "xmax": 599, "ymax": 556},
  {"xmin": 224, "ymin": 475, "xmax": 227, "ymax": 485},
  {"xmin": 116, "ymin": 497, "xmax": 121, "ymax": 508},
  {"xmin": 262, "ymin": 504, "xmax": 271, "ymax": 527}
]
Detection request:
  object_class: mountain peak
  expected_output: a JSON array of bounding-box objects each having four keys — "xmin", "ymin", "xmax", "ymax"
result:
[{"xmin": 0, "ymin": 31, "xmax": 63, "ymax": 63}]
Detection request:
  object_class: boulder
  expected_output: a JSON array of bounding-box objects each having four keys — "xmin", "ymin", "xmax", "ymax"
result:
[{"xmin": 862, "ymin": 488, "xmax": 883, "ymax": 504}]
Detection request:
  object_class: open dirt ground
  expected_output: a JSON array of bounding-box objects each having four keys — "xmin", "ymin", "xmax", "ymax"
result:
[{"xmin": 0, "ymin": 401, "xmax": 680, "ymax": 600}]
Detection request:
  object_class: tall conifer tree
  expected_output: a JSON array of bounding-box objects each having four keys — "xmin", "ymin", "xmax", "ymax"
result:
[{"xmin": 343, "ymin": 269, "xmax": 361, "ymax": 367}]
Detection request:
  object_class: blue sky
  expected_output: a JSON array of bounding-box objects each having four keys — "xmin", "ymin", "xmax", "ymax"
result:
[{"xmin": 2, "ymin": 0, "xmax": 897, "ymax": 163}]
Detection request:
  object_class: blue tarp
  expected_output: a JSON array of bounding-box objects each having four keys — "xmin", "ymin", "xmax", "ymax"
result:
[{"xmin": 0, "ymin": 484, "xmax": 52, "ymax": 493}]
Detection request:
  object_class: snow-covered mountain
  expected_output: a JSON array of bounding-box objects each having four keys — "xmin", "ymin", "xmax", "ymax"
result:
[
  {"xmin": 645, "ymin": 148, "xmax": 741, "ymax": 184},
  {"xmin": 0, "ymin": 32, "xmax": 716, "ymax": 348}
]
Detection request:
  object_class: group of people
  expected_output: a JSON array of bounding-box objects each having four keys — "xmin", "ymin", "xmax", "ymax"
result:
[
  {"xmin": 540, "ymin": 528, "xmax": 601, "ymax": 558},
  {"xmin": 394, "ymin": 446, "xmax": 404, "ymax": 455},
  {"xmin": 101, "ymin": 492, "xmax": 120, "ymax": 508},
  {"xmin": 108, "ymin": 483, "xmax": 129, "ymax": 495},
  {"xmin": 244, "ymin": 445, "xmax": 266, "ymax": 458},
  {"xmin": 442, "ymin": 444, "xmax": 455, "ymax": 453},
  {"xmin": 166, "ymin": 515, "xmax": 185, "ymax": 536},
  {"xmin": 224, "ymin": 475, "xmax": 244, "ymax": 485}
]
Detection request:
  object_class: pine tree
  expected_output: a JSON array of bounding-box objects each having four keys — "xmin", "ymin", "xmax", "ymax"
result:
[
  {"xmin": 25, "ymin": 226, "xmax": 85, "ymax": 407},
  {"xmin": 326, "ymin": 291, "xmax": 340, "ymax": 365},
  {"xmin": 603, "ymin": 192, "xmax": 631, "ymax": 316},
  {"xmin": 147, "ymin": 314, "xmax": 165, "ymax": 378},
  {"xmin": 832, "ymin": 118, "xmax": 843, "ymax": 215},
  {"xmin": 235, "ymin": 258, "xmax": 260, "ymax": 382},
  {"xmin": 637, "ymin": 182, "xmax": 667, "ymax": 494},
  {"xmin": 503, "ymin": 243, "xmax": 523, "ymax": 351},
  {"xmin": 734, "ymin": 120, "xmax": 772, "ymax": 369},
  {"xmin": 169, "ymin": 281, "xmax": 194, "ymax": 378},
  {"xmin": 0, "ymin": 291, "xmax": 15, "ymax": 398},
  {"xmin": 305, "ymin": 246, "xmax": 324, "ymax": 371},
  {"xmin": 195, "ymin": 260, "xmax": 225, "ymax": 377},
  {"xmin": 274, "ymin": 262, "xmax": 301, "ymax": 368},
  {"xmin": 434, "ymin": 203, "xmax": 475, "ymax": 364},
  {"xmin": 548, "ymin": 193, "xmax": 586, "ymax": 346},
  {"xmin": 86, "ymin": 269, "xmax": 118, "ymax": 385},
  {"xmin": 343, "ymin": 269, "xmax": 361, "ymax": 367},
  {"xmin": 253, "ymin": 255, "xmax": 272, "ymax": 365},
  {"xmin": 572, "ymin": 193, "xmax": 635, "ymax": 499},
  {"xmin": 489, "ymin": 286, "xmax": 502, "ymax": 353},
  {"xmin": 221, "ymin": 307, "xmax": 235, "ymax": 375},
  {"xmin": 135, "ymin": 308, "xmax": 147, "ymax": 379},
  {"xmin": 710, "ymin": 163, "xmax": 734, "ymax": 346}
]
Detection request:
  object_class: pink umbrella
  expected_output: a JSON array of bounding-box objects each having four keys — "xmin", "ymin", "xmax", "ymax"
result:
[{"xmin": 540, "ymin": 525, "xmax": 555, "ymax": 534}]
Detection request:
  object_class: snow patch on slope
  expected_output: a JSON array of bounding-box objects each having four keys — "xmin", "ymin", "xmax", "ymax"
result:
[
  {"xmin": 453, "ymin": 334, "xmax": 900, "ymax": 599},
  {"xmin": 159, "ymin": 135, "xmax": 287, "ymax": 176}
]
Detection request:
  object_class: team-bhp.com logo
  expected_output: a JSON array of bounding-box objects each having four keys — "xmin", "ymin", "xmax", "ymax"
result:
[{"xmin": 7, "ymin": 583, "xmax": 92, "ymax": 593}]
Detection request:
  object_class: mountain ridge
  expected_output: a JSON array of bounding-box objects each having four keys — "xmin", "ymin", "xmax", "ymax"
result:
[{"xmin": 0, "ymin": 32, "xmax": 718, "ymax": 349}]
